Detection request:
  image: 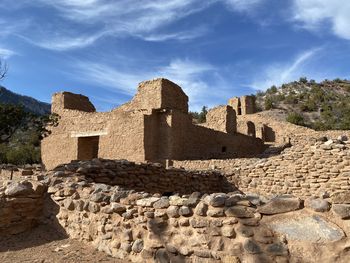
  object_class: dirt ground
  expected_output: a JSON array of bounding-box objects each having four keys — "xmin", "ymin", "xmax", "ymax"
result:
[{"xmin": 0, "ymin": 225, "xmax": 124, "ymax": 263}]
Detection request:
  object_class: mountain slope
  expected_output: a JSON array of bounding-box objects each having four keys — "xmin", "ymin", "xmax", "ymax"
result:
[
  {"xmin": 255, "ymin": 78, "xmax": 350, "ymax": 130},
  {"xmin": 0, "ymin": 86, "xmax": 50, "ymax": 115}
]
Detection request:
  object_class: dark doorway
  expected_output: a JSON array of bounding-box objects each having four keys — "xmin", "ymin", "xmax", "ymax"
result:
[
  {"xmin": 263, "ymin": 125, "xmax": 276, "ymax": 142},
  {"xmin": 247, "ymin": 121, "xmax": 256, "ymax": 137},
  {"xmin": 77, "ymin": 136, "xmax": 99, "ymax": 160}
]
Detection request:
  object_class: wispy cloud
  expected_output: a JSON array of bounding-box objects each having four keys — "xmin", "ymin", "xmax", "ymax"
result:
[
  {"xmin": 224, "ymin": 0, "xmax": 266, "ymax": 12},
  {"xmin": 251, "ymin": 47, "xmax": 322, "ymax": 90},
  {"xmin": 292, "ymin": 0, "xmax": 350, "ymax": 40},
  {"xmin": 0, "ymin": 47, "xmax": 16, "ymax": 59},
  {"xmin": 0, "ymin": 0, "xmax": 270, "ymax": 51},
  {"xmin": 70, "ymin": 58, "xmax": 225, "ymax": 110}
]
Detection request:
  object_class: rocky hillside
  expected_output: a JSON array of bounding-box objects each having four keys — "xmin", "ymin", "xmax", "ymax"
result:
[
  {"xmin": 255, "ymin": 78, "xmax": 350, "ymax": 130},
  {"xmin": 0, "ymin": 86, "xmax": 50, "ymax": 115}
]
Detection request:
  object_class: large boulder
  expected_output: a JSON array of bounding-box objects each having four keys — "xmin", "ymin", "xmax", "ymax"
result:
[
  {"xmin": 257, "ymin": 196, "xmax": 301, "ymax": 215},
  {"xmin": 332, "ymin": 204, "xmax": 350, "ymax": 219}
]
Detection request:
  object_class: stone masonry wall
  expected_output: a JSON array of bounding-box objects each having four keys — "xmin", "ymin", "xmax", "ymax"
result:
[
  {"xmin": 46, "ymin": 167, "xmax": 291, "ymax": 263},
  {"xmin": 0, "ymin": 180, "xmax": 46, "ymax": 235},
  {"xmin": 53, "ymin": 159, "xmax": 235, "ymax": 194},
  {"xmin": 174, "ymin": 133, "xmax": 350, "ymax": 199}
]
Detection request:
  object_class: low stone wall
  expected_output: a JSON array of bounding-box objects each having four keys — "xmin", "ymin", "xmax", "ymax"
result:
[
  {"xmin": 0, "ymin": 180, "xmax": 46, "ymax": 235},
  {"xmin": 47, "ymin": 172, "xmax": 291, "ymax": 262},
  {"xmin": 174, "ymin": 136, "xmax": 350, "ymax": 198},
  {"xmin": 52, "ymin": 159, "xmax": 236, "ymax": 194},
  {"xmin": 46, "ymin": 166, "xmax": 350, "ymax": 262}
]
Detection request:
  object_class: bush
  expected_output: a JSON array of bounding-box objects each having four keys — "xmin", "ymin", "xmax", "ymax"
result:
[
  {"xmin": 286, "ymin": 112, "xmax": 305, "ymax": 126},
  {"xmin": 264, "ymin": 97, "xmax": 274, "ymax": 110},
  {"xmin": 4, "ymin": 144, "xmax": 40, "ymax": 165}
]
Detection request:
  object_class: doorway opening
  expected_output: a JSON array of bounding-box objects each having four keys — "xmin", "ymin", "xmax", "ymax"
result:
[{"xmin": 77, "ymin": 136, "xmax": 99, "ymax": 160}]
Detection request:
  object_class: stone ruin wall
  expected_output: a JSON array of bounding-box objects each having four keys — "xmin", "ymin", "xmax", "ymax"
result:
[
  {"xmin": 0, "ymin": 180, "xmax": 46, "ymax": 235},
  {"xmin": 42, "ymin": 158, "xmax": 350, "ymax": 262},
  {"xmin": 45, "ymin": 159, "xmax": 292, "ymax": 262},
  {"xmin": 174, "ymin": 130, "xmax": 350, "ymax": 199}
]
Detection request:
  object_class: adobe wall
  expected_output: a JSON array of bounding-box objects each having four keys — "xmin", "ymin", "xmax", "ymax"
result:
[
  {"xmin": 228, "ymin": 96, "xmax": 256, "ymax": 116},
  {"xmin": 52, "ymin": 92, "xmax": 96, "ymax": 113},
  {"xmin": 173, "ymin": 132, "xmax": 350, "ymax": 199},
  {"xmin": 204, "ymin": 105, "xmax": 236, "ymax": 133},
  {"xmin": 42, "ymin": 78, "xmax": 265, "ymax": 170},
  {"xmin": 41, "ymin": 109, "xmax": 146, "ymax": 170},
  {"xmin": 0, "ymin": 180, "xmax": 46, "ymax": 235},
  {"xmin": 119, "ymin": 78, "xmax": 188, "ymax": 113}
]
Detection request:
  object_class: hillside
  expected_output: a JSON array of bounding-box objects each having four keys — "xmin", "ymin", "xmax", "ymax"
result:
[
  {"xmin": 255, "ymin": 78, "xmax": 350, "ymax": 130},
  {"xmin": 0, "ymin": 86, "xmax": 50, "ymax": 115}
]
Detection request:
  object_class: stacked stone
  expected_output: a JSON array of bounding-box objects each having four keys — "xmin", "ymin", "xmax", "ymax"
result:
[
  {"xmin": 174, "ymin": 136, "xmax": 350, "ymax": 199},
  {"xmin": 47, "ymin": 173, "xmax": 292, "ymax": 263},
  {"xmin": 0, "ymin": 180, "xmax": 46, "ymax": 235},
  {"xmin": 51, "ymin": 158, "xmax": 235, "ymax": 194}
]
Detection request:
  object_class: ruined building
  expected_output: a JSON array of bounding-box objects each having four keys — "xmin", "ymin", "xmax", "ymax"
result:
[
  {"xmin": 228, "ymin": 95, "xmax": 256, "ymax": 115},
  {"xmin": 41, "ymin": 78, "xmax": 264, "ymax": 170}
]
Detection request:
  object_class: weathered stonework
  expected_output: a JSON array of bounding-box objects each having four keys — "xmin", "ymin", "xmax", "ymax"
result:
[
  {"xmin": 0, "ymin": 180, "xmax": 46, "ymax": 235},
  {"xmin": 42, "ymin": 78, "xmax": 264, "ymax": 170}
]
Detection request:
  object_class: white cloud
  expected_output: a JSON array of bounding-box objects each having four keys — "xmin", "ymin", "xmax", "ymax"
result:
[
  {"xmin": 224, "ymin": 0, "xmax": 265, "ymax": 12},
  {"xmin": 0, "ymin": 0, "xmax": 268, "ymax": 51},
  {"xmin": 0, "ymin": 47, "xmax": 16, "ymax": 59},
  {"xmin": 293, "ymin": 0, "xmax": 350, "ymax": 40},
  {"xmin": 71, "ymin": 58, "xmax": 221, "ymax": 110},
  {"xmin": 251, "ymin": 47, "xmax": 321, "ymax": 90}
]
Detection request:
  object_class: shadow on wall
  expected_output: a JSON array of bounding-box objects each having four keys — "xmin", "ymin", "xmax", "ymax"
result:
[{"xmin": 0, "ymin": 197, "xmax": 68, "ymax": 252}]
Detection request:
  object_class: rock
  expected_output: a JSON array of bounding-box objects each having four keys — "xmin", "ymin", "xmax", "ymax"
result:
[
  {"xmin": 236, "ymin": 225, "xmax": 254, "ymax": 237},
  {"xmin": 5, "ymin": 182, "xmax": 33, "ymax": 196},
  {"xmin": 120, "ymin": 242, "xmax": 132, "ymax": 252},
  {"xmin": 166, "ymin": 205, "xmax": 180, "ymax": 218},
  {"xmin": 90, "ymin": 192, "xmax": 107, "ymax": 203},
  {"xmin": 132, "ymin": 239, "xmax": 144, "ymax": 253},
  {"xmin": 165, "ymin": 244, "xmax": 177, "ymax": 254},
  {"xmin": 88, "ymin": 202, "xmax": 100, "ymax": 213},
  {"xmin": 179, "ymin": 206, "xmax": 191, "ymax": 216},
  {"xmin": 63, "ymin": 199, "xmax": 75, "ymax": 210},
  {"xmin": 338, "ymin": 135, "xmax": 348, "ymax": 142},
  {"xmin": 111, "ymin": 203, "xmax": 127, "ymax": 213},
  {"xmin": 194, "ymin": 202, "xmax": 208, "ymax": 216},
  {"xmin": 243, "ymin": 239, "xmax": 261, "ymax": 254},
  {"xmin": 332, "ymin": 192, "xmax": 350, "ymax": 204},
  {"xmin": 305, "ymin": 198, "xmax": 330, "ymax": 212},
  {"xmin": 122, "ymin": 230, "xmax": 133, "ymax": 241},
  {"xmin": 332, "ymin": 204, "xmax": 350, "ymax": 219},
  {"xmin": 169, "ymin": 196, "xmax": 188, "ymax": 206},
  {"xmin": 194, "ymin": 250, "xmax": 212, "ymax": 258},
  {"xmin": 209, "ymin": 194, "xmax": 227, "ymax": 207},
  {"xmin": 185, "ymin": 192, "xmax": 201, "ymax": 207},
  {"xmin": 136, "ymin": 197, "xmax": 160, "ymax": 207},
  {"xmin": 155, "ymin": 248, "xmax": 170, "ymax": 263},
  {"xmin": 153, "ymin": 198, "xmax": 170, "ymax": 209},
  {"xmin": 190, "ymin": 218, "xmax": 209, "ymax": 228},
  {"xmin": 270, "ymin": 215, "xmax": 345, "ymax": 242},
  {"xmin": 257, "ymin": 196, "xmax": 301, "ymax": 215},
  {"xmin": 266, "ymin": 243, "xmax": 289, "ymax": 256},
  {"xmin": 221, "ymin": 225, "xmax": 235, "ymax": 238},
  {"xmin": 207, "ymin": 207, "xmax": 225, "ymax": 217},
  {"xmin": 110, "ymin": 191, "xmax": 128, "ymax": 202},
  {"xmin": 225, "ymin": 205, "xmax": 255, "ymax": 218},
  {"xmin": 179, "ymin": 218, "xmax": 190, "ymax": 226}
]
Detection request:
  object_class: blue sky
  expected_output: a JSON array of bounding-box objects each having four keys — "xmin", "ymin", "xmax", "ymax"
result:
[{"xmin": 1, "ymin": 0, "xmax": 350, "ymax": 111}]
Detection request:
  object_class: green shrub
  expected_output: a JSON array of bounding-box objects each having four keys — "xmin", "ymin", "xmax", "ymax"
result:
[
  {"xmin": 286, "ymin": 112, "xmax": 305, "ymax": 126},
  {"xmin": 264, "ymin": 97, "xmax": 274, "ymax": 110}
]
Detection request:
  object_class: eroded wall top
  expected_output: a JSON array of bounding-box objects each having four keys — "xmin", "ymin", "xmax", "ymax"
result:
[
  {"xmin": 119, "ymin": 78, "xmax": 189, "ymax": 113},
  {"xmin": 52, "ymin": 92, "xmax": 96, "ymax": 113}
]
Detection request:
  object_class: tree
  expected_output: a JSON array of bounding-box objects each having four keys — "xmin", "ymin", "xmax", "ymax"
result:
[
  {"xmin": 198, "ymin": 106, "xmax": 208, "ymax": 123},
  {"xmin": 0, "ymin": 104, "xmax": 28, "ymax": 144},
  {"xmin": 0, "ymin": 59, "xmax": 8, "ymax": 80}
]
